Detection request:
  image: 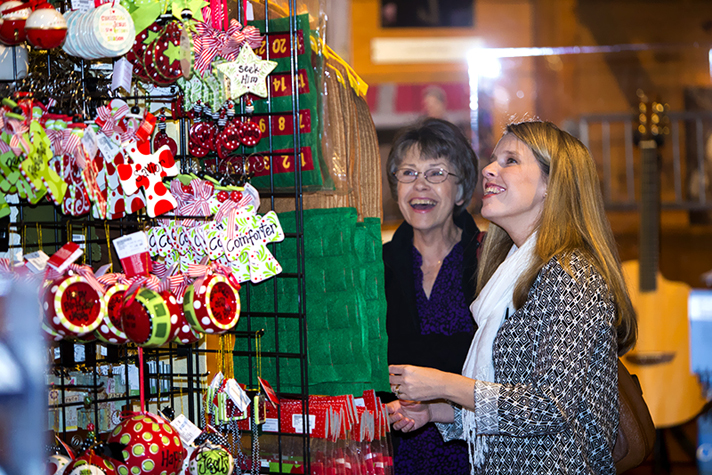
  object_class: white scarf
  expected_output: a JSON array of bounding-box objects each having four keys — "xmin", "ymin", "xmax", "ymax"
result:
[{"xmin": 462, "ymin": 231, "xmax": 537, "ymax": 470}]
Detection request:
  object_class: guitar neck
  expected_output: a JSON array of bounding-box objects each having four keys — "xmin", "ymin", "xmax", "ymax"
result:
[{"xmin": 639, "ymin": 139, "xmax": 659, "ymax": 292}]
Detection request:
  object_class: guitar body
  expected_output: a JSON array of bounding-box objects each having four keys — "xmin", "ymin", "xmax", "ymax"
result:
[{"xmin": 622, "ymin": 260, "xmax": 707, "ymax": 428}]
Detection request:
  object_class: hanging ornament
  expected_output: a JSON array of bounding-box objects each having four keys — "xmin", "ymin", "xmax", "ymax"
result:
[
  {"xmin": 94, "ymin": 282, "xmax": 129, "ymax": 345},
  {"xmin": 107, "ymin": 413, "xmax": 186, "ymax": 475},
  {"xmin": 43, "ymin": 264, "xmax": 107, "ymax": 340},
  {"xmin": 0, "ymin": 1, "xmax": 31, "ymax": 46},
  {"xmin": 63, "ymin": 453, "xmax": 118, "ymax": 475},
  {"xmin": 121, "ymin": 284, "xmax": 175, "ymax": 347},
  {"xmin": 213, "ymin": 45, "xmax": 277, "ymax": 100},
  {"xmin": 116, "ymin": 143, "xmax": 179, "ymax": 217},
  {"xmin": 187, "ymin": 441, "xmax": 234, "ymax": 475},
  {"xmin": 25, "ymin": 2, "xmax": 67, "ymax": 49},
  {"xmin": 183, "ymin": 264, "xmax": 240, "ymax": 334},
  {"xmin": 153, "ymin": 109, "xmax": 177, "ymax": 156}
]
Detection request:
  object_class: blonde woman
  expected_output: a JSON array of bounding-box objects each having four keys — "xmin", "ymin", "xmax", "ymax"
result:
[{"xmin": 388, "ymin": 120, "xmax": 636, "ymax": 474}]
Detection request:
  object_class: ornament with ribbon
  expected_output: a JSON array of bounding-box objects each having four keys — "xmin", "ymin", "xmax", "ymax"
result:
[
  {"xmin": 213, "ymin": 43, "xmax": 277, "ymax": 100},
  {"xmin": 176, "ymin": 177, "xmax": 214, "ymax": 219},
  {"xmin": 43, "ymin": 262, "xmax": 107, "ymax": 340},
  {"xmin": 220, "ymin": 204, "xmax": 284, "ymax": 284},
  {"xmin": 95, "ymin": 272, "xmax": 133, "ymax": 344},
  {"xmin": 191, "ymin": 18, "xmax": 262, "ymax": 78},
  {"xmin": 183, "ymin": 261, "xmax": 240, "ymax": 335},
  {"xmin": 120, "ymin": 273, "xmax": 178, "ymax": 347},
  {"xmin": 152, "ymin": 262, "xmax": 200, "ymax": 343},
  {"xmin": 18, "ymin": 120, "xmax": 67, "ymax": 205}
]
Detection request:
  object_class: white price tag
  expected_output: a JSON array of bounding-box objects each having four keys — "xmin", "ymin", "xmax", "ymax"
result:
[
  {"xmin": 72, "ymin": 233, "xmax": 86, "ymax": 250},
  {"xmin": 82, "ymin": 126, "xmax": 99, "ymax": 160},
  {"xmin": 224, "ymin": 379, "xmax": 251, "ymax": 412},
  {"xmin": 24, "ymin": 250, "xmax": 49, "ymax": 273},
  {"xmin": 128, "ymin": 365, "xmax": 139, "ymax": 390},
  {"xmin": 71, "ymin": 0, "xmax": 92, "ymax": 13},
  {"xmin": 171, "ymin": 414, "xmax": 202, "ymax": 447},
  {"xmin": 113, "ymin": 231, "xmax": 149, "ymax": 260},
  {"xmin": 96, "ymin": 133, "xmax": 120, "ymax": 159},
  {"xmin": 245, "ymin": 1, "xmax": 254, "ymax": 20},
  {"xmin": 112, "ymin": 57, "xmax": 133, "ymax": 93},
  {"xmin": 262, "ymin": 417, "xmax": 279, "ymax": 433},
  {"xmin": 292, "ymin": 413, "xmax": 316, "ymax": 434}
]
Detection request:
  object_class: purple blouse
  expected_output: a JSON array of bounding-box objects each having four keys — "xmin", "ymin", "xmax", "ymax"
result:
[{"xmin": 393, "ymin": 242, "xmax": 473, "ymax": 475}]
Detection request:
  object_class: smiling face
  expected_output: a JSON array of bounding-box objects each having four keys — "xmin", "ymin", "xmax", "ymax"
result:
[
  {"xmin": 482, "ymin": 134, "xmax": 548, "ymax": 245},
  {"xmin": 396, "ymin": 146, "xmax": 463, "ymax": 237}
]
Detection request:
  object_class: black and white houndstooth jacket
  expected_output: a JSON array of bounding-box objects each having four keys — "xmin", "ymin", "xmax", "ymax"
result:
[{"xmin": 439, "ymin": 251, "xmax": 619, "ymax": 474}]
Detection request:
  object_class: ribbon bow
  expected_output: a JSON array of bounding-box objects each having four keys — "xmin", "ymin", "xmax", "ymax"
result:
[
  {"xmin": 45, "ymin": 263, "xmax": 105, "ymax": 295},
  {"xmin": 193, "ymin": 19, "xmax": 264, "ymax": 77},
  {"xmin": 178, "ymin": 179, "xmax": 214, "ymax": 218},
  {"xmin": 95, "ymin": 103, "xmax": 129, "ymax": 137},
  {"xmin": 187, "ymin": 261, "xmax": 240, "ymax": 292}
]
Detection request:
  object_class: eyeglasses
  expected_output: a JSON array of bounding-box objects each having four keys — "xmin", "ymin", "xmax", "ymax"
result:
[{"xmin": 393, "ymin": 167, "xmax": 458, "ymax": 184}]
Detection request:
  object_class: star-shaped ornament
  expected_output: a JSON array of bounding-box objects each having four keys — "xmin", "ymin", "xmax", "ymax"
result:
[{"xmin": 214, "ymin": 45, "xmax": 278, "ymax": 99}]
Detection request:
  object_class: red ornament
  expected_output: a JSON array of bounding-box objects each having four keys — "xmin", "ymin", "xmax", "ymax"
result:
[
  {"xmin": 25, "ymin": 2, "xmax": 66, "ymax": 49},
  {"xmin": 107, "ymin": 413, "xmax": 185, "ymax": 475},
  {"xmin": 94, "ymin": 284, "xmax": 128, "ymax": 345},
  {"xmin": 0, "ymin": 1, "xmax": 30, "ymax": 46},
  {"xmin": 182, "ymin": 275, "xmax": 240, "ymax": 335},
  {"xmin": 240, "ymin": 121, "xmax": 262, "ymax": 147},
  {"xmin": 121, "ymin": 288, "xmax": 174, "ymax": 347},
  {"xmin": 43, "ymin": 274, "xmax": 106, "ymax": 339},
  {"xmin": 229, "ymin": 190, "xmax": 242, "ymax": 202}
]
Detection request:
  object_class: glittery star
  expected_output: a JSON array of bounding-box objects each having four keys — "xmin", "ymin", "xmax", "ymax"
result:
[
  {"xmin": 214, "ymin": 46, "xmax": 278, "ymax": 99},
  {"xmin": 165, "ymin": 41, "xmax": 181, "ymax": 64},
  {"xmin": 144, "ymin": 28, "xmax": 161, "ymax": 45}
]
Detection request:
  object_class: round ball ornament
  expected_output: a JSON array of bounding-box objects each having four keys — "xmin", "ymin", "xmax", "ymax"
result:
[
  {"xmin": 0, "ymin": 1, "xmax": 31, "ymax": 46},
  {"xmin": 47, "ymin": 454, "xmax": 71, "ymax": 475},
  {"xmin": 25, "ymin": 2, "xmax": 67, "ymax": 49},
  {"xmin": 63, "ymin": 453, "xmax": 118, "ymax": 475},
  {"xmin": 43, "ymin": 274, "xmax": 106, "ymax": 339},
  {"xmin": 107, "ymin": 413, "xmax": 185, "ymax": 475},
  {"xmin": 121, "ymin": 288, "xmax": 173, "ymax": 347},
  {"xmin": 187, "ymin": 441, "xmax": 234, "ymax": 475},
  {"xmin": 94, "ymin": 284, "xmax": 129, "ymax": 344},
  {"xmin": 182, "ymin": 275, "xmax": 240, "ymax": 334}
]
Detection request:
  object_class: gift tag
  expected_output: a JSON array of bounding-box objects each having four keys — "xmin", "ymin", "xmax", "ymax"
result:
[
  {"xmin": 171, "ymin": 414, "xmax": 202, "ymax": 447},
  {"xmin": 224, "ymin": 378, "xmax": 250, "ymax": 412},
  {"xmin": 113, "ymin": 231, "xmax": 152, "ymax": 277},
  {"xmin": 24, "ymin": 250, "xmax": 49, "ymax": 273},
  {"xmin": 111, "ymin": 57, "xmax": 133, "ymax": 93},
  {"xmin": 47, "ymin": 242, "xmax": 83, "ymax": 273},
  {"xmin": 81, "ymin": 126, "xmax": 99, "ymax": 160}
]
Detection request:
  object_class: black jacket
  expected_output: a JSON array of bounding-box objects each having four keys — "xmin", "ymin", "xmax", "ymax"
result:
[{"xmin": 383, "ymin": 211, "xmax": 481, "ymax": 375}]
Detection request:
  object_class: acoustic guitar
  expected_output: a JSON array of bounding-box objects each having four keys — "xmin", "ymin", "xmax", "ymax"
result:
[{"xmin": 621, "ymin": 94, "xmax": 707, "ymax": 428}]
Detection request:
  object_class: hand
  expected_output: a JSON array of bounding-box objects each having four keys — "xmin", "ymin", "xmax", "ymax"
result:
[
  {"xmin": 387, "ymin": 399, "xmax": 431, "ymax": 433},
  {"xmin": 389, "ymin": 364, "xmax": 451, "ymax": 402}
]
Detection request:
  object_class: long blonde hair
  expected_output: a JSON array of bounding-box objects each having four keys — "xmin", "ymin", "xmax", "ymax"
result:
[{"xmin": 476, "ymin": 120, "xmax": 637, "ymax": 355}]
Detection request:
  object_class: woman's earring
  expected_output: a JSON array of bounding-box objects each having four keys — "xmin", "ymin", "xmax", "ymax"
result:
[{"xmin": 544, "ymin": 191, "xmax": 548, "ymax": 198}]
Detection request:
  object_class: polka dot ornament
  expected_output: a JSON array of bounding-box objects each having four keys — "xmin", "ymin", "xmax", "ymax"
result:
[
  {"xmin": 63, "ymin": 453, "xmax": 118, "ymax": 475},
  {"xmin": 107, "ymin": 413, "xmax": 185, "ymax": 475}
]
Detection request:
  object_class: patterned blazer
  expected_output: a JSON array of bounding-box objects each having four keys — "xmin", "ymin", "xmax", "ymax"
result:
[{"xmin": 439, "ymin": 251, "xmax": 619, "ymax": 475}]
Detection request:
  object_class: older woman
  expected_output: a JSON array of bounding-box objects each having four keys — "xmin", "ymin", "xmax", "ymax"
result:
[
  {"xmin": 383, "ymin": 118, "xmax": 481, "ymax": 475},
  {"xmin": 387, "ymin": 120, "xmax": 637, "ymax": 474}
]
